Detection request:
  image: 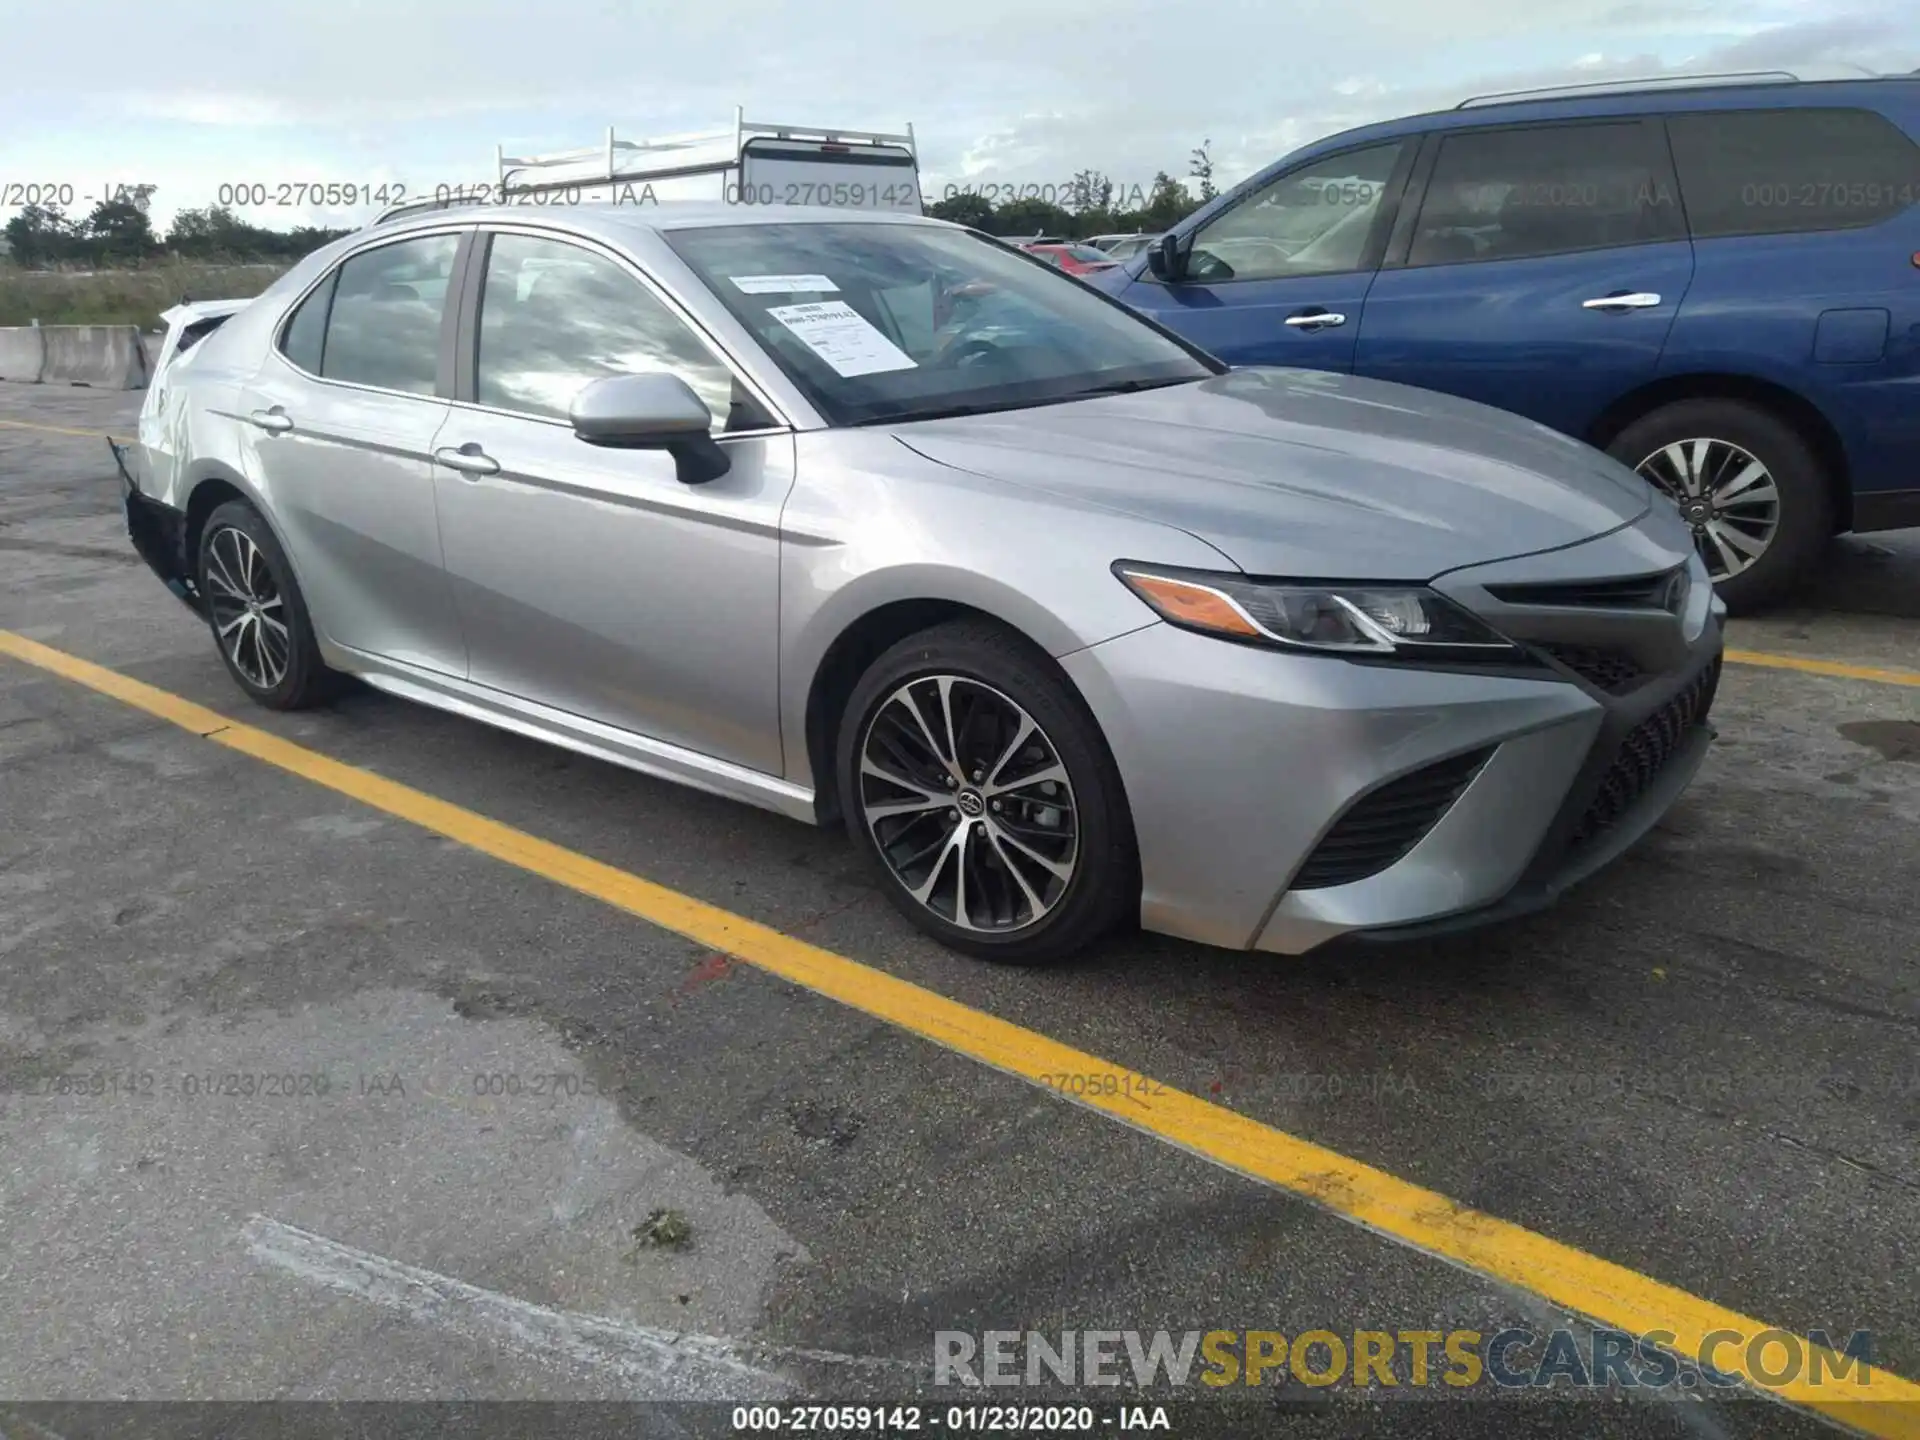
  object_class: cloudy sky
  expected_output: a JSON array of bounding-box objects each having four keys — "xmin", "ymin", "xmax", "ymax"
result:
[{"xmin": 3, "ymin": 0, "xmax": 1917, "ymax": 233}]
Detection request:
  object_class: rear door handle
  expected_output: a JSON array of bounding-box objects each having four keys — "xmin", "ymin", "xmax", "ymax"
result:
[
  {"xmin": 247, "ymin": 409, "xmax": 293, "ymax": 433},
  {"xmin": 434, "ymin": 443, "xmax": 500, "ymax": 477},
  {"xmin": 1285, "ymin": 311, "xmax": 1347, "ymax": 329},
  {"xmin": 1582, "ymin": 292, "xmax": 1662, "ymax": 311}
]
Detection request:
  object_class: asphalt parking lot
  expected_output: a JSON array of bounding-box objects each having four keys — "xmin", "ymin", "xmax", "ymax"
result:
[{"xmin": 1, "ymin": 382, "xmax": 1917, "ymax": 1440}]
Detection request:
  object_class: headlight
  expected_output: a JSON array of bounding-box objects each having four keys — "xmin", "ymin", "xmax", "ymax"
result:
[{"xmin": 1113, "ymin": 563, "xmax": 1524, "ymax": 658}]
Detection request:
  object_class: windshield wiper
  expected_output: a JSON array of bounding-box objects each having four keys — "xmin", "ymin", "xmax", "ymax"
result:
[
  {"xmin": 851, "ymin": 397, "xmax": 1051, "ymax": 427},
  {"xmin": 1068, "ymin": 376, "xmax": 1203, "ymax": 398}
]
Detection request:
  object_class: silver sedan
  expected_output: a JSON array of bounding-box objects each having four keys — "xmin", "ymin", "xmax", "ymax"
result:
[{"xmin": 124, "ymin": 203, "xmax": 1725, "ymax": 964}]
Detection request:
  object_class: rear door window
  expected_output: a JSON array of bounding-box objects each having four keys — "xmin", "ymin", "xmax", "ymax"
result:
[
  {"xmin": 1666, "ymin": 107, "xmax": 1920, "ymax": 238},
  {"xmin": 1407, "ymin": 121, "xmax": 1683, "ymax": 266},
  {"xmin": 318, "ymin": 233, "xmax": 460, "ymax": 395}
]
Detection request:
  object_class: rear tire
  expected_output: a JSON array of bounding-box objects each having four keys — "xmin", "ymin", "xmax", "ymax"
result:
[
  {"xmin": 1606, "ymin": 399, "xmax": 1831, "ymax": 614},
  {"xmin": 836, "ymin": 620, "xmax": 1136, "ymax": 965},
  {"xmin": 198, "ymin": 499, "xmax": 339, "ymax": 711}
]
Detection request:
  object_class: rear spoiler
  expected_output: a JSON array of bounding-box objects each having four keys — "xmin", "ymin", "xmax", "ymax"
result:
[{"xmin": 159, "ymin": 298, "xmax": 251, "ymax": 330}]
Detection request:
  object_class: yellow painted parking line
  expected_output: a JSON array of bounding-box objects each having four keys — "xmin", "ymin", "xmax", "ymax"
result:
[
  {"xmin": 1727, "ymin": 648, "xmax": 1920, "ymax": 689},
  {"xmin": 1, "ymin": 626, "xmax": 1916, "ymax": 1436},
  {"xmin": 0, "ymin": 418, "xmax": 133, "ymax": 443}
]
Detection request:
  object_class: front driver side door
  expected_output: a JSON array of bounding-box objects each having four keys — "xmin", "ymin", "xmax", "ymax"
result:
[
  {"xmin": 429, "ymin": 228, "xmax": 795, "ymax": 775},
  {"xmin": 1119, "ymin": 139, "xmax": 1413, "ymax": 371}
]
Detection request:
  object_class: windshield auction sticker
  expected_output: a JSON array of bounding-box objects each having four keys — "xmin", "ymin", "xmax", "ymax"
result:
[
  {"xmin": 730, "ymin": 274, "xmax": 840, "ymax": 294},
  {"xmin": 767, "ymin": 300, "xmax": 917, "ymax": 377}
]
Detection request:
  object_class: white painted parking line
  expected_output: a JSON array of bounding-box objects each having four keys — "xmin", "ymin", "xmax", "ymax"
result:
[{"xmin": 242, "ymin": 1216, "xmax": 920, "ymax": 1396}]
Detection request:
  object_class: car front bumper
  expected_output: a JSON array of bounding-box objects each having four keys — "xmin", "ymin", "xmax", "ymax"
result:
[{"xmin": 1061, "ymin": 604, "xmax": 1722, "ymax": 955}]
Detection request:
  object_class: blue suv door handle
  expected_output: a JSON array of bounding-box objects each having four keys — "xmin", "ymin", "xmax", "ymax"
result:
[
  {"xmin": 1285, "ymin": 311, "xmax": 1348, "ymax": 329},
  {"xmin": 1581, "ymin": 292, "xmax": 1662, "ymax": 311}
]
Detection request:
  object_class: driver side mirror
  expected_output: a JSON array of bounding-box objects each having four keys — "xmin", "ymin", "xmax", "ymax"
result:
[
  {"xmin": 1147, "ymin": 232, "xmax": 1189, "ymax": 283},
  {"xmin": 569, "ymin": 373, "xmax": 732, "ymax": 485}
]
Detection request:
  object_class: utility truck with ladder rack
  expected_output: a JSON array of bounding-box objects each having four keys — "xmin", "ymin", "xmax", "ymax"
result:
[{"xmin": 368, "ymin": 108, "xmax": 921, "ymax": 226}]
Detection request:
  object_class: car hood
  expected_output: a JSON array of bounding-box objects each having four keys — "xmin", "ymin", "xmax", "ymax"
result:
[{"xmin": 890, "ymin": 367, "xmax": 1651, "ymax": 579}]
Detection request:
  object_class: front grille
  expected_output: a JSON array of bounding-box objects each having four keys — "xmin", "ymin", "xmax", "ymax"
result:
[
  {"xmin": 1292, "ymin": 747, "xmax": 1496, "ymax": 890},
  {"xmin": 1538, "ymin": 642, "xmax": 1647, "ymax": 695},
  {"xmin": 1567, "ymin": 655, "xmax": 1721, "ymax": 850},
  {"xmin": 1485, "ymin": 569, "xmax": 1680, "ymax": 609}
]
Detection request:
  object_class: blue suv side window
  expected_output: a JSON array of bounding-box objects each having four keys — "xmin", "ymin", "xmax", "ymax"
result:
[
  {"xmin": 1666, "ymin": 107, "xmax": 1920, "ymax": 238},
  {"xmin": 1407, "ymin": 122, "xmax": 1685, "ymax": 266}
]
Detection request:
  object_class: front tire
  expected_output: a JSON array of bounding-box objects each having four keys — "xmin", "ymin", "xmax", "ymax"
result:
[
  {"xmin": 198, "ymin": 499, "xmax": 338, "ymax": 710},
  {"xmin": 1607, "ymin": 399, "xmax": 1831, "ymax": 614},
  {"xmin": 835, "ymin": 620, "xmax": 1136, "ymax": 965}
]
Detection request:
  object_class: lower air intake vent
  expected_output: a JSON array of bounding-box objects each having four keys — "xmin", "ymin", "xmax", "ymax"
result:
[
  {"xmin": 1291, "ymin": 747, "xmax": 1496, "ymax": 890},
  {"xmin": 1567, "ymin": 656, "xmax": 1721, "ymax": 850},
  {"xmin": 1539, "ymin": 642, "xmax": 1647, "ymax": 695}
]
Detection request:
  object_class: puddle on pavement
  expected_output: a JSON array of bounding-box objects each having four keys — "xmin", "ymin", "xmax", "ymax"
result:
[{"xmin": 1838, "ymin": 720, "xmax": 1920, "ymax": 765}]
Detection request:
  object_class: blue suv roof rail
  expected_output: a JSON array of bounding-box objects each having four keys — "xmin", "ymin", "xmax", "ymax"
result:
[{"xmin": 1455, "ymin": 70, "xmax": 1810, "ymax": 108}]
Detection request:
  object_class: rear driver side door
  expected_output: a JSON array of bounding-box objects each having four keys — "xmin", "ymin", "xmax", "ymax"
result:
[{"xmin": 239, "ymin": 229, "xmax": 469, "ymax": 676}]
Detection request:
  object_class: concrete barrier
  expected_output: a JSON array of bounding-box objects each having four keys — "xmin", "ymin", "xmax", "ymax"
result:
[
  {"xmin": 38, "ymin": 325, "xmax": 148, "ymax": 388},
  {"xmin": 0, "ymin": 326, "xmax": 46, "ymax": 383}
]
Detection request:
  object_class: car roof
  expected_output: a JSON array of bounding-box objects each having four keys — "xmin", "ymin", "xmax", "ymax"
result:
[
  {"xmin": 1277, "ymin": 73, "xmax": 1919, "ymax": 156},
  {"xmin": 365, "ymin": 201, "xmax": 958, "ymax": 247}
]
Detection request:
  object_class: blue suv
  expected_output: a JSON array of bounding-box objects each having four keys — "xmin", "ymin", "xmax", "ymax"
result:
[{"xmin": 1089, "ymin": 72, "xmax": 1920, "ymax": 611}]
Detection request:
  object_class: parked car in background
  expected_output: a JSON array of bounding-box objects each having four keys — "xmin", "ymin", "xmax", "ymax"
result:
[
  {"xmin": 1087, "ymin": 70, "xmax": 1920, "ymax": 610},
  {"xmin": 1022, "ymin": 242, "xmax": 1123, "ymax": 275},
  {"xmin": 122, "ymin": 203, "xmax": 1721, "ymax": 965},
  {"xmin": 1100, "ymin": 233, "xmax": 1164, "ymax": 260}
]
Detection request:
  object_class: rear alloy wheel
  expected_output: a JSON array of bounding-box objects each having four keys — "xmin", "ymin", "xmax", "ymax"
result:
[
  {"xmin": 837, "ymin": 621, "xmax": 1135, "ymax": 964},
  {"xmin": 1636, "ymin": 437, "xmax": 1779, "ymax": 582},
  {"xmin": 1608, "ymin": 399, "xmax": 1831, "ymax": 614},
  {"xmin": 198, "ymin": 499, "xmax": 338, "ymax": 710}
]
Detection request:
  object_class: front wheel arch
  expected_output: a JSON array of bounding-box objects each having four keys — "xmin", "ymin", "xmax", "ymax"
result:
[
  {"xmin": 804, "ymin": 599, "xmax": 1130, "ymax": 829},
  {"xmin": 834, "ymin": 617, "xmax": 1141, "ymax": 963}
]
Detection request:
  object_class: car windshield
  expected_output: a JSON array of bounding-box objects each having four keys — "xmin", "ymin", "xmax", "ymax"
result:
[
  {"xmin": 1059, "ymin": 245, "xmax": 1115, "ymax": 263},
  {"xmin": 664, "ymin": 221, "xmax": 1219, "ymax": 426}
]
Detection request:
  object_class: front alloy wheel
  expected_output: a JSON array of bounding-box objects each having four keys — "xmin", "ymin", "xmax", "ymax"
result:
[
  {"xmin": 858, "ymin": 675, "xmax": 1078, "ymax": 933},
  {"xmin": 1634, "ymin": 437, "xmax": 1781, "ymax": 583},
  {"xmin": 204, "ymin": 523, "xmax": 291, "ymax": 690}
]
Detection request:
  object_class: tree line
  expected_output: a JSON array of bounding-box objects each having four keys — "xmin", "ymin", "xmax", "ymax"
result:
[
  {"xmin": 926, "ymin": 145, "xmax": 1218, "ymax": 239},
  {"xmin": 2, "ymin": 189, "xmax": 353, "ymax": 268},
  {"xmin": 2, "ymin": 143, "xmax": 1224, "ymax": 268}
]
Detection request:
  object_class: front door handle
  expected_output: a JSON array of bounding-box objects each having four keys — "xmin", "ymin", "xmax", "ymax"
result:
[
  {"xmin": 1582, "ymin": 292, "xmax": 1662, "ymax": 311},
  {"xmin": 434, "ymin": 443, "xmax": 500, "ymax": 478},
  {"xmin": 247, "ymin": 408, "xmax": 293, "ymax": 433},
  {"xmin": 1285, "ymin": 311, "xmax": 1347, "ymax": 330}
]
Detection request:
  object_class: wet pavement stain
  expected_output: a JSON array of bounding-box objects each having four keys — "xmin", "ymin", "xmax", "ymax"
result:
[{"xmin": 1838, "ymin": 720, "xmax": 1920, "ymax": 765}]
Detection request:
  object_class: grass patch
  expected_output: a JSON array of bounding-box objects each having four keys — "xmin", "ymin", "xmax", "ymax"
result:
[
  {"xmin": 624, "ymin": 1208, "xmax": 694, "ymax": 1257},
  {"xmin": 0, "ymin": 260, "xmax": 291, "ymax": 329}
]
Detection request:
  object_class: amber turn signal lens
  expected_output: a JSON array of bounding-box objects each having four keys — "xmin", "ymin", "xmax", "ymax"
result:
[{"xmin": 1118, "ymin": 571, "xmax": 1261, "ymax": 638}]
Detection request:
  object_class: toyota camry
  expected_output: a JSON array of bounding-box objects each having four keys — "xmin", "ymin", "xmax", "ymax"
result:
[{"xmin": 122, "ymin": 202, "xmax": 1724, "ymax": 964}]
